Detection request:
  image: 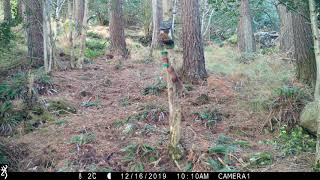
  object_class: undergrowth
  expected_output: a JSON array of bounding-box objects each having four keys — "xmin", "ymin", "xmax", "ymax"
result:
[
  {"xmin": 142, "ymin": 78, "xmax": 167, "ymax": 96},
  {"xmin": 264, "ymin": 125, "xmax": 316, "ymax": 156},
  {"xmin": 0, "ymin": 70, "xmax": 61, "ymax": 135},
  {"xmin": 114, "ymin": 104, "xmax": 168, "ymax": 128},
  {"xmin": 264, "ymin": 85, "xmax": 312, "ymax": 131},
  {"xmin": 121, "ymin": 142, "xmax": 159, "ymax": 171},
  {"xmin": 206, "ymin": 134, "xmax": 239, "ymax": 172},
  {"xmin": 193, "ymin": 108, "xmax": 227, "ymax": 128}
]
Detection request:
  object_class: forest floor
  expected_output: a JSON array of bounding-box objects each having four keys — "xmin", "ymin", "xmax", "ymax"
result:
[{"xmin": 2, "ymin": 26, "xmax": 316, "ymax": 172}]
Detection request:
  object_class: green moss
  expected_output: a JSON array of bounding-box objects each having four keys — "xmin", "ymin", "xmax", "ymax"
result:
[
  {"xmin": 249, "ymin": 152, "xmax": 273, "ymax": 167},
  {"xmin": 168, "ymin": 144, "xmax": 183, "ymax": 161},
  {"xmin": 47, "ymin": 100, "xmax": 77, "ymax": 115}
]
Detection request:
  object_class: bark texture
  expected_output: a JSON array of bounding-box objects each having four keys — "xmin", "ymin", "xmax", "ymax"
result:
[
  {"xmin": 237, "ymin": 0, "xmax": 256, "ymax": 53},
  {"xmin": 26, "ymin": 0, "xmax": 44, "ymax": 67},
  {"xmin": 109, "ymin": 0, "xmax": 127, "ymax": 58},
  {"xmin": 309, "ymin": 0, "xmax": 320, "ymax": 168},
  {"xmin": 277, "ymin": 4, "xmax": 294, "ymax": 55},
  {"xmin": 181, "ymin": 0, "xmax": 207, "ymax": 83},
  {"xmin": 3, "ymin": 0, "xmax": 12, "ymax": 22},
  {"xmin": 163, "ymin": 0, "xmax": 172, "ymax": 21},
  {"xmin": 151, "ymin": 0, "xmax": 163, "ymax": 48},
  {"xmin": 292, "ymin": 2, "xmax": 316, "ymax": 88},
  {"xmin": 78, "ymin": 0, "xmax": 89, "ymax": 68},
  {"xmin": 161, "ymin": 51, "xmax": 183, "ymax": 162}
]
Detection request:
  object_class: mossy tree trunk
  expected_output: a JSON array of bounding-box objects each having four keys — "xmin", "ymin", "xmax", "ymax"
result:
[
  {"xmin": 161, "ymin": 51, "xmax": 183, "ymax": 162},
  {"xmin": 309, "ymin": 0, "xmax": 320, "ymax": 169}
]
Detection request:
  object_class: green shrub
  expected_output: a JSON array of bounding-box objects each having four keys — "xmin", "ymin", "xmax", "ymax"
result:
[
  {"xmin": 120, "ymin": 143, "xmax": 158, "ymax": 171},
  {"xmin": 193, "ymin": 108, "xmax": 226, "ymax": 128},
  {"xmin": 277, "ymin": 125, "xmax": 316, "ymax": 156},
  {"xmin": 48, "ymin": 100, "xmax": 77, "ymax": 115},
  {"xmin": 85, "ymin": 39, "xmax": 107, "ymax": 59},
  {"xmin": 0, "ymin": 71, "xmax": 58, "ymax": 135},
  {"xmin": 87, "ymin": 31, "xmax": 104, "ymax": 39},
  {"xmin": 266, "ymin": 85, "xmax": 312, "ymax": 129},
  {"xmin": 142, "ymin": 78, "xmax": 167, "ymax": 96},
  {"xmin": 227, "ymin": 34, "xmax": 237, "ymax": 45},
  {"xmin": 207, "ymin": 134, "xmax": 238, "ymax": 172},
  {"xmin": 86, "ymin": 39, "xmax": 106, "ymax": 50},
  {"xmin": 249, "ymin": 152, "xmax": 273, "ymax": 167},
  {"xmin": 70, "ymin": 132, "xmax": 96, "ymax": 146}
]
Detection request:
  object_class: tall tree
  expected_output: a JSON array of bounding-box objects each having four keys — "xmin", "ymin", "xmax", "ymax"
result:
[
  {"xmin": 181, "ymin": 0, "xmax": 207, "ymax": 83},
  {"xmin": 277, "ymin": 4, "xmax": 294, "ymax": 55},
  {"xmin": 309, "ymin": 0, "xmax": 320, "ymax": 168},
  {"xmin": 70, "ymin": 0, "xmax": 85, "ymax": 68},
  {"xmin": 26, "ymin": 0, "xmax": 44, "ymax": 67},
  {"xmin": 109, "ymin": 0, "xmax": 127, "ymax": 58},
  {"xmin": 237, "ymin": 0, "xmax": 256, "ymax": 53},
  {"xmin": 291, "ymin": 1, "xmax": 316, "ymax": 88},
  {"xmin": 151, "ymin": 0, "xmax": 163, "ymax": 49},
  {"xmin": 3, "ymin": 0, "xmax": 12, "ymax": 23},
  {"xmin": 78, "ymin": 0, "xmax": 89, "ymax": 68}
]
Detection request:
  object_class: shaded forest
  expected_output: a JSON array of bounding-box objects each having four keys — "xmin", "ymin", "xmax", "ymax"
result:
[{"xmin": 0, "ymin": 0, "xmax": 320, "ymax": 172}]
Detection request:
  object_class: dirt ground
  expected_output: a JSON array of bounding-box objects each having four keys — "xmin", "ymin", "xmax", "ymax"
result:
[{"xmin": 3, "ymin": 44, "xmax": 314, "ymax": 172}]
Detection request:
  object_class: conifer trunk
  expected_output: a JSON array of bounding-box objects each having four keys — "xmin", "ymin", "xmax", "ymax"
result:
[{"xmin": 237, "ymin": 0, "xmax": 256, "ymax": 53}]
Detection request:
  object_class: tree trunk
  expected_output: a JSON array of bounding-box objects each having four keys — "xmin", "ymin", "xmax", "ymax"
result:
[
  {"xmin": 43, "ymin": 0, "xmax": 56, "ymax": 73},
  {"xmin": 3, "ymin": 0, "xmax": 12, "ymax": 23},
  {"xmin": 309, "ymin": 0, "xmax": 320, "ymax": 168},
  {"xmin": 277, "ymin": 4, "xmax": 294, "ymax": 56},
  {"xmin": 151, "ymin": 0, "xmax": 163, "ymax": 49},
  {"xmin": 69, "ymin": 0, "xmax": 75, "ymax": 68},
  {"xmin": 237, "ymin": 0, "xmax": 256, "ymax": 53},
  {"xmin": 109, "ymin": 0, "xmax": 127, "ymax": 58},
  {"xmin": 26, "ymin": 0, "xmax": 44, "ymax": 67},
  {"xmin": 78, "ymin": 0, "xmax": 89, "ymax": 68},
  {"xmin": 161, "ymin": 51, "xmax": 183, "ymax": 162},
  {"xmin": 162, "ymin": 0, "xmax": 172, "ymax": 21},
  {"xmin": 17, "ymin": 0, "xmax": 23, "ymax": 19},
  {"xmin": 75, "ymin": 0, "xmax": 85, "ymax": 35},
  {"xmin": 292, "ymin": 1, "xmax": 316, "ymax": 88},
  {"xmin": 181, "ymin": 0, "xmax": 207, "ymax": 83}
]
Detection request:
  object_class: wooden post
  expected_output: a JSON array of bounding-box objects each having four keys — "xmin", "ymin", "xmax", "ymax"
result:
[{"xmin": 161, "ymin": 50, "xmax": 183, "ymax": 161}]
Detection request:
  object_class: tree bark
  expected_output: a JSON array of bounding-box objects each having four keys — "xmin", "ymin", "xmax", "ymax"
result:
[
  {"xmin": 309, "ymin": 0, "xmax": 320, "ymax": 168},
  {"xmin": 151, "ymin": 0, "xmax": 163, "ymax": 49},
  {"xmin": 109, "ymin": 0, "xmax": 127, "ymax": 58},
  {"xmin": 277, "ymin": 4, "xmax": 294, "ymax": 56},
  {"xmin": 163, "ymin": 0, "xmax": 172, "ymax": 21},
  {"xmin": 26, "ymin": 0, "xmax": 44, "ymax": 67},
  {"xmin": 181, "ymin": 0, "xmax": 207, "ymax": 83},
  {"xmin": 69, "ymin": 0, "xmax": 75, "ymax": 68},
  {"xmin": 78, "ymin": 0, "xmax": 89, "ymax": 68},
  {"xmin": 237, "ymin": 0, "xmax": 256, "ymax": 53},
  {"xmin": 161, "ymin": 51, "xmax": 183, "ymax": 162},
  {"xmin": 3, "ymin": 0, "xmax": 12, "ymax": 23},
  {"xmin": 292, "ymin": 1, "xmax": 316, "ymax": 88}
]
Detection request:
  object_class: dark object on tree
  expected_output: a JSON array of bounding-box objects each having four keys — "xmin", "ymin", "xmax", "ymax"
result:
[{"xmin": 159, "ymin": 20, "xmax": 174, "ymax": 48}]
